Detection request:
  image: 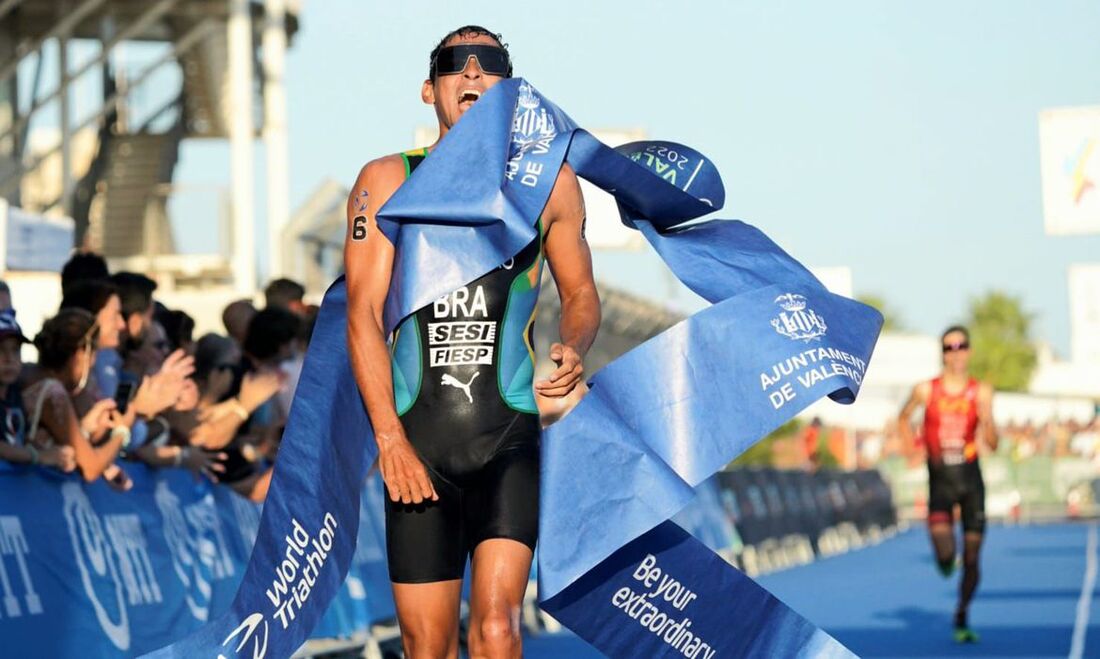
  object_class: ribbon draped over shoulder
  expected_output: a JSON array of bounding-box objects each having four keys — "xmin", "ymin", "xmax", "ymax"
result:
[{"xmin": 146, "ymin": 79, "xmax": 880, "ymax": 659}]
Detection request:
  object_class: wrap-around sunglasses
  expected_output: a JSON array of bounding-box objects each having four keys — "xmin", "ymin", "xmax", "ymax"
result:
[{"xmin": 431, "ymin": 45, "xmax": 513, "ymax": 79}]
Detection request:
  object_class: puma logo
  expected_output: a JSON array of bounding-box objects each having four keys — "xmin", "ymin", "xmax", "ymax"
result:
[{"xmin": 441, "ymin": 372, "xmax": 480, "ymax": 403}]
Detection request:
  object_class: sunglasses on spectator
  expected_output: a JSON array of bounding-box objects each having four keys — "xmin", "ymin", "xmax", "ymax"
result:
[{"xmin": 942, "ymin": 341, "xmax": 970, "ymax": 352}]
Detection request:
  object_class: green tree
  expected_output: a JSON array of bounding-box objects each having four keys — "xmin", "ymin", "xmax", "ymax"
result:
[
  {"xmin": 730, "ymin": 418, "xmax": 803, "ymax": 467},
  {"xmin": 964, "ymin": 291, "xmax": 1037, "ymax": 392},
  {"xmin": 857, "ymin": 293, "xmax": 904, "ymax": 332}
]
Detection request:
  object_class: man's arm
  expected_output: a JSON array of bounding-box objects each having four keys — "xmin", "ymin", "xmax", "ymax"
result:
[
  {"xmin": 977, "ymin": 382, "xmax": 997, "ymax": 451},
  {"xmin": 344, "ymin": 157, "xmax": 437, "ymax": 505},
  {"xmin": 897, "ymin": 382, "xmax": 929, "ymax": 452},
  {"xmin": 537, "ymin": 163, "xmax": 600, "ymax": 398}
]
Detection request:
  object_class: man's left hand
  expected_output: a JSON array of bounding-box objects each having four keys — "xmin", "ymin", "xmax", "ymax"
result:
[{"xmin": 536, "ymin": 342, "xmax": 585, "ymax": 397}]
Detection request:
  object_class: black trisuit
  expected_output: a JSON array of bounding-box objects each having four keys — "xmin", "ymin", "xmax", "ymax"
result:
[{"xmin": 385, "ymin": 148, "xmax": 544, "ymax": 583}]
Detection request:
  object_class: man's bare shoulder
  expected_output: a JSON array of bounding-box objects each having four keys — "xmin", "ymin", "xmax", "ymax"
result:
[
  {"xmin": 544, "ymin": 162, "xmax": 583, "ymax": 226},
  {"xmin": 354, "ymin": 153, "xmax": 407, "ymax": 189},
  {"xmin": 550, "ymin": 162, "xmax": 580, "ymax": 199}
]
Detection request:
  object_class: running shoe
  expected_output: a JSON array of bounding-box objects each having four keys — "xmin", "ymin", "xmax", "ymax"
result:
[{"xmin": 953, "ymin": 627, "xmax": 980, "ymax": 643}]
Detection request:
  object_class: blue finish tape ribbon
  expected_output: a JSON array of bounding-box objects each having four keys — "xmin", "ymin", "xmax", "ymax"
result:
[{"xmin": 147, "ymin": 79, "xmax": 880, "ymax": 658}]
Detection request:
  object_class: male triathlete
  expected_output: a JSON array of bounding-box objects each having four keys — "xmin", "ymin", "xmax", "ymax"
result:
[
  {"xmin": 898, "ymin": 325, "xmax": 996, "ymax": 643},
  {"xmin": 345, "ymin": 25, "xmax": 599, "ymax": 659}
]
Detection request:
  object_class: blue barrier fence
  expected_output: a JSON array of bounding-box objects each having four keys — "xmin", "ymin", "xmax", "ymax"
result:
[
  {"xmin": 712, "ymin": 468, "xmax": 898, "ymax": 575},
  {"xmin": 0, "ymin": 463, "xmax": 893, "ymax": 656},
  {"xmin": 0, "ymin": 464, "xmax": 393, "ymax": 657}
]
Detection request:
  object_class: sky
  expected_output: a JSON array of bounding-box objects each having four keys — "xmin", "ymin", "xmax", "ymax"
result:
[{"xmin": 128, "ymin": 1, "xmax": 1100, "ymax": 356}]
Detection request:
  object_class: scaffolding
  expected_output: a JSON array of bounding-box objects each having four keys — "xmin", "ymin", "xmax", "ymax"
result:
[{"xmin": 0, "ymin": 0, "xmax": 300, "ymax": 293}]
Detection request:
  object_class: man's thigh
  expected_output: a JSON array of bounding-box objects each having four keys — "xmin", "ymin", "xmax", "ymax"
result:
[
  {"xmin": 469, "ymin": 538, "xmax": 534, "ymax": 618},
  {"xmin": 391, "ymin": 579, "xmax": 464, "ymax": 655}
]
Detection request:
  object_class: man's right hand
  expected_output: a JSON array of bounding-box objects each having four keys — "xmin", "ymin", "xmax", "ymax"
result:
[{"xmin": 376, "ymin": 429, "xmax": 438, "ymax": 505}]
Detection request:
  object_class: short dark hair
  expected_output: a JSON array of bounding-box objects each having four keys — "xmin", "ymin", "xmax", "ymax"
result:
[
  {"xmin": 35, "ymin": 308, "xmax": 97, "ymax": 370},
  {"xmin": 60, "ymin": 279, "xmax": 119, "ymax": 315},
  {"xmin": 264, "ymin": 278, "xmax": 305, "ymax": 309},
  {"xmin": 154, "ymin": 306, "xmax": 195, "ymax": 352},
  {"xmin": 941, "ymin": 325, "xmax": 970, "ymax": 343},
  {"xmin": 110, "ymin": 272, "xmax": 157, "ymax": 319},
  {"xmin": 298, "ymin": 304, "xmax": 319, "ymax": 345},
  {"xmin": 428, "ymin": 25, "xmax": 509, "ymax": 82},
  {"xmin": 243, "ymin": 307, "xmax": 301, "ymax": 362},
  {"xmin": 193, "ymin": 333, "xmax": 237, "ymax": 383},
  {"xmin": 60, "ymin": 252, "xmax": 109, "ymax": 292}
]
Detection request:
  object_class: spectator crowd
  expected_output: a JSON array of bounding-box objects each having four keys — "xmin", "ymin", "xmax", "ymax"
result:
[
  {"xmin": 0, "ymin": 252, "xmax": 318, "ymax": 502},
  {"xmin": 872, "ymin": 415, "xmax": 1100, "ymax": 467},
  {"xmin": 760, "ymin": 414, "xmax": 1100, "ymax": 472}
]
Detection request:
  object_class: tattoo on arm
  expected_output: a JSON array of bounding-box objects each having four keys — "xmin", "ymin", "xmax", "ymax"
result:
[{"xmin": 580, "ymin": 215, "xmax": 587, "ymax": 241}]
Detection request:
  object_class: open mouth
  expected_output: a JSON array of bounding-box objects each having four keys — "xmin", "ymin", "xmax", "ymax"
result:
[{"xmin": 458, "ymin": 88, "xmax": 481, "ymax": 109}]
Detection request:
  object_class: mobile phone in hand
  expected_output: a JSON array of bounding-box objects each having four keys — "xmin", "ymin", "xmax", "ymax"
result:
[{"xmin": 114, "ymin": 381, "xmax": 135, "ymax": 415}]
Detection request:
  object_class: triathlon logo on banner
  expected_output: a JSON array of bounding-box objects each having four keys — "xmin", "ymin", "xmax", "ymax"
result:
[
  {"xmin": 219, "ymin": 612, "xmax": 268, "ymax": 659},
  {"xmin": 0, "ymin": 467, "xmax": 391, "ymax": 657},
  {"xmin": 62, "ymin": 482, "xmax": 131, "ymax": 650},
  {"xmin": 0, "ymin": 515, "xmax": 42, "ymax": 617},
  {"xmin": 771, "ymin": 293, "xmax": 827, "ymax": 342},
  {"xmin": 155, "ymin": 482, "xmax": 234, "ymax": 622}
]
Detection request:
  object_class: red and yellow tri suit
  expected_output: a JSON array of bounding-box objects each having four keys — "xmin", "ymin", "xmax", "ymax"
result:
[{"xmin": 922, "ymin": 377, "xmax": 985, "ymax": 532}]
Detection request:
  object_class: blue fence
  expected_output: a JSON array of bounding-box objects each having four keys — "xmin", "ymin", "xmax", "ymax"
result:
[
  {"xmin": 0, "ymin": 463, "xmax": 893, "ymax": 656},
  {"xmin": 0, "ymin": 464, "xmax": 393, "ymax": 657},
  {"xmin": 712, "ymin": 468, "xmax": 897, "ymax": 574}
]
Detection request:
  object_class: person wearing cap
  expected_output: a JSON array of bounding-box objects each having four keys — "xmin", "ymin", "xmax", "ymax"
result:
[{"xmin": 0, "ymin": 310, "xmax": 76, "ymax": 472}]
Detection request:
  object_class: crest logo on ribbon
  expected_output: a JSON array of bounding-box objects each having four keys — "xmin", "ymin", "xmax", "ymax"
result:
[
  {"xmin": 770, "ymin": 293, "xmax": 827, "ymax": 342},
  {"xmin": 510, "ymin": 83, "xmax": 557, "ymax": 157}
]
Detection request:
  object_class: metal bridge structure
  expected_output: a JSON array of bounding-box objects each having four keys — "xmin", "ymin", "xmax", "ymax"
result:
[{"xmin": 0, "ymin": 0, "xmax": 300, "ymax": 294}]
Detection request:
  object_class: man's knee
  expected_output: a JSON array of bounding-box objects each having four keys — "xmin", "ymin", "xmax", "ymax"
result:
[
  {"xmin": 401, "ymin": 622, "xmax": 457, "ymax": 658},
  {"xmin": 474, "ymin": 611, "xmax": 520, "ymax": 650}
]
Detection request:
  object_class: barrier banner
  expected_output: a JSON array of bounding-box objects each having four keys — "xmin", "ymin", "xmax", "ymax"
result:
[
  {"xmin": 149, "ymin": 79, "xmax": 880, "ymax": 658},
  {"xmin": 0, "ymin": 465, "xmax": 389, "ymax": 657}
]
